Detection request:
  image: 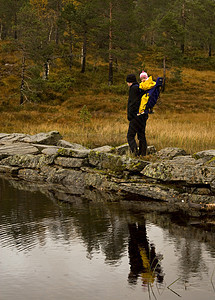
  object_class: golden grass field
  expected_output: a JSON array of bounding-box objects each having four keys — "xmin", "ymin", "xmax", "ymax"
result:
[{"xmin": 0, "ymin": 50, "xmax": 215, "ymax": 154}]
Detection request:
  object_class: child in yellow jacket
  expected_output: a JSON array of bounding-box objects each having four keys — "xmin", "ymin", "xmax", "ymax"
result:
[{"xmin": 138, "ymin": 71, "xmax": 156, "ymax": 115}]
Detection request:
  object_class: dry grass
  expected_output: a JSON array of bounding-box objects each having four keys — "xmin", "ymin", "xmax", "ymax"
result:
[
  {"xmin": 147, "ymin": 112, "xmax": 215, "ymax": 153},
  {"xmin": 0, "ymin": 105, "xmax": 214, "ymax": 153}
]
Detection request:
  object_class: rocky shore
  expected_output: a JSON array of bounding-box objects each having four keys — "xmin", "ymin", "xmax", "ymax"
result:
[{"xmin": 0, "ymin": 131, "xmax": 214, "ymax": 217}]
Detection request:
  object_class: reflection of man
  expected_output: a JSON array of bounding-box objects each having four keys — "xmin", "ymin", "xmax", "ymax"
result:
[{"xmin": 128, "ymin": 222, "xmax": 164, "ymax": 286}]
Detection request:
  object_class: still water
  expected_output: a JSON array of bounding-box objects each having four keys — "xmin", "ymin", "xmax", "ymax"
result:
[{"xmin": 0, "ymin": 177, "xmax": 215, "ymax": 300}]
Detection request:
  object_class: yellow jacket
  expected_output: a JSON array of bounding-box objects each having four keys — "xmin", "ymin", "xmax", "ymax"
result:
[{"xmin": 139, "ymin": 76, "xmax": 156, "ymax": 114}]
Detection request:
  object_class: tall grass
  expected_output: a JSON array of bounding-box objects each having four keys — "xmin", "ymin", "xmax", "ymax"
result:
[
  {"xmin": 148, "ymin": 112, "xmax": 215, "ymax": 153},
  {"xmin": 0, "ymin": 107, "xmax": 214, "ymax": 153}
]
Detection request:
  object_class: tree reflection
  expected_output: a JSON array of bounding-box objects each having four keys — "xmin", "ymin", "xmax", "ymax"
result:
[{"xmin": 127, "ymin": 221, "xmax": 164, "ymax": 286}]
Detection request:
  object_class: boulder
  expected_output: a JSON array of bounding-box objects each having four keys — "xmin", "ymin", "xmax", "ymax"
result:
[
  {"xmin": 46, "ymin": 168, "xmax": 85, "ymax": 195},
  {"xmin": 22, "ymin": 131, "xmax": 62, "ymax": 145},
  {"xmin": 142, "ymin": 156, "xmax": 215, "ymax": 186},
  {"xmin": 156, "ymin": 147, "xmax": 187, "ymax": 160},
  {"xmin": 57, "ymin": 139, "xmax": 88, "ymax": 150},
  {"xmin": 193, "ymin": 150, "xmax": 215, "ymax": 162},
  {"xmin": 88, "ymin": 151, "xmax": 126, "ymax": 173}
]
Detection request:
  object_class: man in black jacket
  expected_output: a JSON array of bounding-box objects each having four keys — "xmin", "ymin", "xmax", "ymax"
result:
[{"xmin": 126, "ymin": 74, "xmax": 148, "ymax": 156}]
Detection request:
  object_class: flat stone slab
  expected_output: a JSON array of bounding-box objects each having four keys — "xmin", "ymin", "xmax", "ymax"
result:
[
  {"xmin": 156, "ymin": 147, "xmax": 187, "ymax": 160},
  {"xmin": 54, "ymin": 156, "xmax": 86, "ymax": 168},
  {"xmin": 57, "ymin": 140, "xmax": 88, "ymax": 150},
  {"xmin": 57, "ymin": 147, "xmax": 91, "ymax": 158},
  {"xmin": 0, "ymin": 133, "xmax": 28, "ymax": 144},
  {"xmin": 0, "ymin": 133, "xmax": 11, "ymax": 140},
  {"xmin": 92, "ymin": 145, "xmax": 113, "ymax": 153},
  {"xmin": 0, "ymin": 143, "xmax": 39, "ymax": 155},
  {"xmin": 142, "ymin": 158, "xmax": 215, "ymax": 186},
  {"xmin": 41, "ymin": 146, "xmax": 60, "ymax": 155},
  {"xmin": 22, "ymin": 131, "xmax": 62, "ymax": 145}
]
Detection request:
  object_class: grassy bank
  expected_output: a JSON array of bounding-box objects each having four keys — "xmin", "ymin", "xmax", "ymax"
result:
[{"xmin": 0, "ymin": 100, "xmax": 214, "ymax": 153}]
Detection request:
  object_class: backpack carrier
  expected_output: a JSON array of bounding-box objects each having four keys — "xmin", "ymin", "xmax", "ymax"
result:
[{"xmin": 140, "ymin": 77, "xmax": 164, "ymax": 114}]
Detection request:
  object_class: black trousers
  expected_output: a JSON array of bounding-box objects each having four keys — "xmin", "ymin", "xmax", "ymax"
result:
[{"xmin": 127, "ymin": 114, "xmax": 148, "ymax": 156}]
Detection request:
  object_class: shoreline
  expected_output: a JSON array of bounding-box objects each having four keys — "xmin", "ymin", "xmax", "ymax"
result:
[{"xmin": 0, "ymin": 131, "xmax": 214, "ymax": 217}]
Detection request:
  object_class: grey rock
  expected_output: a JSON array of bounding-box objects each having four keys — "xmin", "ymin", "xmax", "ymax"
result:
[
  {"xmin": 57, "ymin": 139, "xmax": 88, "ymax": 150},
  {"xmin": 0, "ymin": 143, "xmax": 39, "ymax": 155},
  {"xmin": 41, "ymin": 146, "xmax": 60, "ymax": 155},
  {"xmin": 92, "ymin": 145, "xmax": 113, "ymax": 153},
  {"xmin": 46, "ymin": 168, "xmax": 85, "ymax": 195},
  {"xmin": 0, "ymin": 154, "xmax": 55, "ymax": 168},
  {"xmin": 57, "ymin": 147, "xmax": 90, "ymax": 158},
  {"xmin": 54, "ymin": 156, "xmax": 86, "ymax": 168},
  {"xmin": 0, "ymin": 133, "xmax": 10, "ymax": 140},
  {"xmin": 0, "ymin": 133, "xmax": 29, "ymax": 144},
  {"xmin": 22, "ymin": 131, "xmax": 62, "ymax": 145},
  {"xmin": 112, "ymin": 144, "xmax": 129, "ymax": 155},
  {"xmin": 125, "ymin": 157, "xmax": 150, "ymax": 172},
  {"xmin": 18, "ymin": 169, "xmax": 46, "ymax": 182},
  {"xmin": 112, "ymin": 144, "xmax": 157, "ymax": 156},
  {"xmin": 147, "ymin": 145, "xmax": 157, "ymax": 155},
  {"xmin": 119, "ymin": 182, "xmax": 180, "ymax": 202},
  {"xmin": 193, "ymin": 150, "xmax": 215, "ymax": 162},
  {"xmin": 171, "ymin": 155, "xmax": 203, "ymax": 165},
  {"xmin": 157, "ymin": 147, "xmax": 187, "ymax": 160},
  {"xmin": 211, "ymin": 181, "xmax": 215, "ymax": 193},
  {"xmin": 88, "ymin": 151, "xmax": 126, "ymax": 173},
  {"xmin": 142, "ymin": 159, "xmax": 215, "ymax": 186},
  {"xmin": 84, "ymin": 171, "xmax": 118, "ymax": 191}
]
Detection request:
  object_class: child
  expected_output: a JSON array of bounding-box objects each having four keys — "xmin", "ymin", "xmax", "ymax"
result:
[{"xmin": 138, "ymin": 71, "xmax": 156, "ymax": 115}]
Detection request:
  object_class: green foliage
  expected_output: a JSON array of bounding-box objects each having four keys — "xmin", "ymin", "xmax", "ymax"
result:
[
  {"xmin": 169, "ymin": 68, "xmax": 183, "ymax": 83},
  {"xmin": 46, "ymin": 76, "xmax": 76, "ymax": 93},
  {"xmin": 93, "ymin": 83, "xmax": 128, "ymax": 95},
  {"xmin": 79, "ymin": 105, "xmax": 92, "ymax": 123}
]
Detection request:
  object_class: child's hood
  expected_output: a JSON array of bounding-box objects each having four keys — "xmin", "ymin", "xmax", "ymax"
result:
[{"xmin": 139, "ymin": 76, "xmax": 156, "ymax": 90}]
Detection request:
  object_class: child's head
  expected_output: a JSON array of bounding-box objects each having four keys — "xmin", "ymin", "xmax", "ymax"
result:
[{"xmin": 140, "ymin": 71, "xmax": 148, "ymax": 82}]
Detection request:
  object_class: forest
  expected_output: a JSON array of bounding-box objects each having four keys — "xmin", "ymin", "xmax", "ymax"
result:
[{"xmin": 0, "ymin": 0, "xmax": 215, "ymax": 152}]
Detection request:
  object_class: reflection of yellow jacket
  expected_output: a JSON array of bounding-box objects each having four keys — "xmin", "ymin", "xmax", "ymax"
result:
[
  {"xmin": 139, "ymin": 246, "xmax": 155, "ymax": 284},
  {"xmin": 138, "ymin": 76, "xmax": 156, "ymax": 114}
]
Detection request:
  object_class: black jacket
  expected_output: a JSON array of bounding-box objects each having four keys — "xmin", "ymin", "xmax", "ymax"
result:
[{"xmin": 127, "ymin": 82, "xmax": 141, "ymax": 121}]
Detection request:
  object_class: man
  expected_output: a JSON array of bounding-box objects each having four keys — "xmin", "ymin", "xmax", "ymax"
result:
[{"xmin": 126, "ymin": 74, "xmax": 148, "ymax": 157}]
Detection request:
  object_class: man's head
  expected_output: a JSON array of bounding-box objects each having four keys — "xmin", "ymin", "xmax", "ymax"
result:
[{"xmin": 126, "ymin": 74, "xmax": 137, "ymax": 86}]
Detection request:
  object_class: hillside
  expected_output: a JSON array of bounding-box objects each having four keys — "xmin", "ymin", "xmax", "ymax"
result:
[{"xmin": 0, "ymin": 42, "xmax": 215, "ymax": 153}]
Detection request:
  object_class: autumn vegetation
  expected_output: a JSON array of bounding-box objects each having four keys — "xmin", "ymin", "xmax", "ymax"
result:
[{"xmin": 0, "ymin": 0, "xmax": 215, "ymax": 153}]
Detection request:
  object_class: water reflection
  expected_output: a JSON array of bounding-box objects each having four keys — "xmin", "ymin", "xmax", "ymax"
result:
[
  {"xmin": 0, "ymin": 177, "xmax": 215, "ymax": 300},
  {"xmin": 128, "ymin": 222, "xmax": 164, "ymax": 286}
]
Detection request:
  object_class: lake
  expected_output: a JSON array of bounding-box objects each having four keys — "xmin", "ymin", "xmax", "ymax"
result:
[{"xmin": 0, "ymin": 176, "xmax": 215, "ymax": 300}]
